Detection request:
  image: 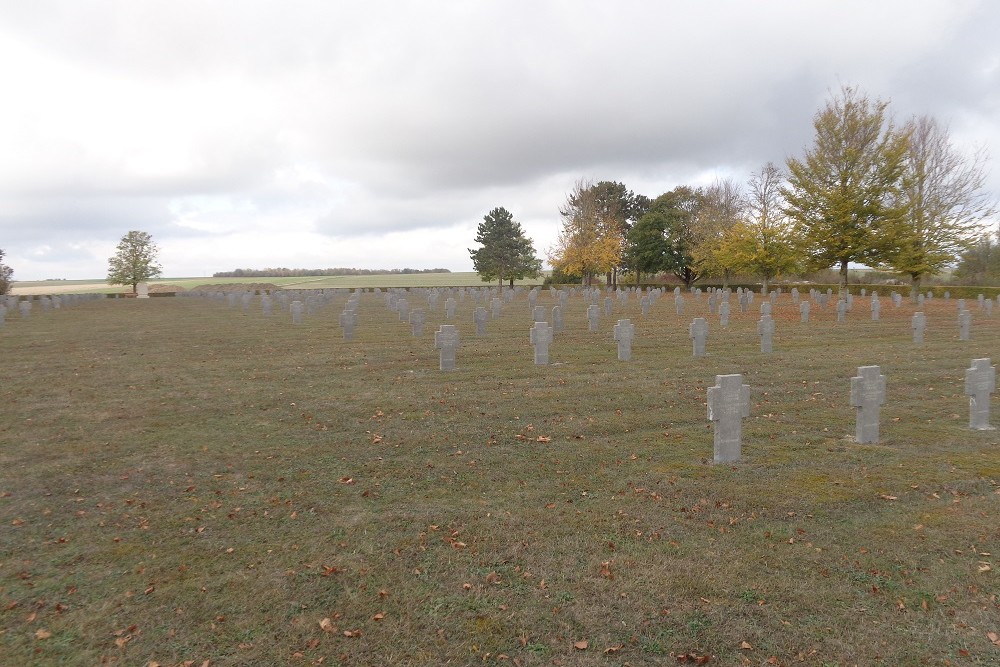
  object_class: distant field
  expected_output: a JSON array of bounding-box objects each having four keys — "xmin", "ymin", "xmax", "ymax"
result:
[{"xmin": 10, "ymin": 272, "xmax": 546, "ymax": 295}]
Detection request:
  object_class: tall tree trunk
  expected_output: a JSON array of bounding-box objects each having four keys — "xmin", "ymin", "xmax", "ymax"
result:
[
  {"xmin": 722, "ymin": 268, "xmax": 730, "ymax": 290},
  {"xmin": 910, "ymin": 274, "xmax": 922, "ymax": 303},
  {"xmin": 839, "ymin": 260, "xmax": 849, "ymax": 293},
  {"xmin": 761, "ymin": 276, "xmax": 770, "ymax": 295}
]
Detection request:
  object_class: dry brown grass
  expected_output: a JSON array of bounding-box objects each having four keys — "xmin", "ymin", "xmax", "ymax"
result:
[{"xmin": 1, "ymin": 289, "xmax": 998, "ymax": 666}]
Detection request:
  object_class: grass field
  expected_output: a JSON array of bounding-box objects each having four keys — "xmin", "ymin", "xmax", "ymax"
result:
[{"xmin": 1, "ymin": 289, "xmax": 998, "ymax": 666}]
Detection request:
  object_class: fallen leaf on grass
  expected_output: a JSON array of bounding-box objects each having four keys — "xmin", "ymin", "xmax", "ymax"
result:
[
  {"xmin": 604, "ymin": 644, "xmax": 624, "ymax": 654},
  {"xmin": 536, "ymin": 436, "xmax": 551, "ymax": 443},
  {"xmin": 599, "ymin": 561, "xmax": 613, "ymax": 579},
  {"xmin": 573, "ymin": 640, "xmax": 588, "ymax": 650},
  {"xmin": 372, "ymin": 612, "xmax": 385, "ymax": 621},
  {"xmin": 987, "ymin": 631, "xmax": 1000, "ymax": 646},
  {"xmin": 878, "ymin": 494, "xmax": 898, "ymax": 501},
  {"xmin": 343, "ymin": 629, "xmax": 361, "ymax": 638},
  {"xmin": 35, "ymin": 629, "xmax": 51, "ymax": 640},
  {"xmin": 978, "ymin": 563, "xmax": 992, "ymax": 572},
  {"xmin": 319, "ymin": 618, "xmax": 336, "ymax": 633},
  {"xmin": 339, "ymin": 477, "xmax": 355, "ymax": 485},
  {"xmin": 485, "ymin": 571, "xmax": 501, "ymax": 585},
  {"xmin": 740, "ymin": 641, "xmax": 753, "ymax": 650}
]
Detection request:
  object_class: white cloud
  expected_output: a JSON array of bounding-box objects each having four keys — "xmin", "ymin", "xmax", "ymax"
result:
[{"xmin": 0, "ymin": 0, "xmax": 998, "ymax": 279}]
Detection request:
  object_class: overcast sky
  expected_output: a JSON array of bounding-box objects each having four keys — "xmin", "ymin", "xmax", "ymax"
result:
[{"xmin": 1, "ymin": 0, "xmax": 998, "ymax": 280}]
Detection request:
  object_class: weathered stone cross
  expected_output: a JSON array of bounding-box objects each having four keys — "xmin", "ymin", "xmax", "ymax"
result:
[
  {"xmin": 434, "ymin": 324, "xmax": 459, "ymax": 371},
  {"xmin": 965, "ymin": 358, "xmax": 996, "ymax": 430},
  {"xmin": 850, "ymin": 365, "xmax": 886, "ymax": 443},
  {"xmin": 707, "ymin": 374, "xmax": 751, "ymax": 463},
  {"xmin": 613, "ymin": 319, "xmax": 635, "ymax": 361}
]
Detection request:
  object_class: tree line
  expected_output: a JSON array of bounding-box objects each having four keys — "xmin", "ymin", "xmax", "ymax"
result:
[{"xmin": 471, "ymin": 85, "xmax": 996, "ymax": 294}]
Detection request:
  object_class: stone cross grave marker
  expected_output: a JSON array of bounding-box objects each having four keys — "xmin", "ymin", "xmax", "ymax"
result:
[
  {"xmin": 871, "ymin": 297, "xmax": 880, "ymax": 321},
  {"xmin": 19, "ymin": 300, "xmax": 31, "ymax": 318},
  {"xmin": 445, "ymin": 297, "xmax": 456, "ymax": 319},
  {"xmin": 965, "ymin": 358, "xmax": 996, "ymax": 430},
  {"xmin": 0, "ymin": 304, "xmax": 5, "ymax": 328},
  {"xmin": 587, "ymin": 304, "xmax": 600, "ymax": 332},
  {"xmin": 640, "ymin": 296, "xmax": 650, "ymax": 316},
  {"xmin": 552, "ymin": 305, "xmax": 564, "ymax": 333},
  {"xmin": 738, "ymin": 292, "xmax": 749, "ymax": 313},
  {"xmin": 604, "ymin": 297, "xmax": 613, "ymax": 317},
  {"xmin": 836, "ymin": 299, "xmax": 847, "ymax": 322},
  {"xmin": 397, "ymin": 298, "xmax": 409, "ymax": 322},
  {"xmin": 491, "ymin": 298, "xmax": 501, "ymax": 320},
  {"xmin": 675, "ymin": 294, "xmax": 684, "ymax": 316},
  {"xmin": 290, "ymin": 300, "xmax": 304, "ymax": 325},
  {"xmin": 757, "ymin": 314, "xmax": 775, "ymax": 353},
  {"xmin": 530, "ymin": 305, "xmax": 546, "ymax": 323},
  {"xmin": 434, "ymin": 325, "xmax": 459, "ymax": 370},
  {"xmin": 958, "ymin": 309, "xmax": 971, "ymax": 341},
  {"xmin": 530, "ymin": 321, "xmax": 553, "ymax": 365},
  {"xmin": 719, "ymin": 301, "xmax": 730, "ymax": 328},
  {"xmin": 707, "ymin": 374, "xmax": 751, "ymax": 463},
  {"xmin": 409, "ymin": 308, "xmax": 426, "ymax": 336},
  {"xmin": 912, "ymin": 312, "xmax": 926, "ymax": 344},
  {"xmin": 339, "ymin": 309, "xmax": 357, "ymax": 340},
  {"xmin": 850, "ymin": 365, "xmax": 886, "ymax": 443},
  {"xmin": 689, "ymin": 317, "xmax": 708, "ymax": 357},
  {"xmin": 613, "ymin": 319, "xmax": 635, "ymax": 361},
  {"xmin": 799, "ymin": 300, "xmax": 810, "ymax": 323},
  {"xmin": 261, "ymin": 295, "xmax": 273, "ymax": 316},
  {"xmin": 474, "ymin": 306, "xmax": 488, "ymax": 335}
]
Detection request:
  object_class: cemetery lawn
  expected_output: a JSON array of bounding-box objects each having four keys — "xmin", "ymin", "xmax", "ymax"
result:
[{"xmin": 1, "ymin": 291, "xmax": 998, "ymax": 666}]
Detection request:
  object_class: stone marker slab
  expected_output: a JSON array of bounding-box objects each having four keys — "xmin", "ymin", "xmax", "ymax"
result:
[
  {"xmin": 850, "ymin": 365, "xmax": 886, "ymax": 444},
  {"xmin": 434, "ymin": 324, "xmax": 459, "ymax": 370},
  {"xmin": 530, "ymin": 321, "xmax": 553, "ymax": 365},
  {"xmin": 613, "ymin": 319, "xmax": 635, "ymax": 361},
  {"xmin": 689, "ymin": 317, "xmax": 708, "ymax": 357},
  {"xmin": 965, "ymin": 358, "xmax": 996, "ymax": 430},
  {"xmin": 707, "ymin": 374, "xmax": 751, "ymax": 463}
]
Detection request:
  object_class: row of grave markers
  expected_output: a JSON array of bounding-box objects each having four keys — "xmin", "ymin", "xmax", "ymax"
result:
[{"xmin": 709, "ymin": 359, "xmax": 995, "ymax": 463}]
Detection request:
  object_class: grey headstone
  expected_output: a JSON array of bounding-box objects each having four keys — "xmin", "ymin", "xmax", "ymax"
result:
[
  {"xmin": 836, "ymin": 299, "xmax": 847, "ymax": 323},
  {"xmin": 530, "ymin": 321, "xmax": 553, "ymax": 365},
  {"xmin": 604, "ymin": 297, "xmax": 613, "ymax": 317},
  {"xmin": 640, "ymin": 296, "xmax": 650, "ymax": 317},
  {"xmin": 719, "ymin": 301, "xmax": 730, "ymax": 328},
  {"xmin": 757, "ymin": 314, "xmax": 774, "ymax": 353},
  {"xmin": 339, "ymin": 309, "xmax": 357, "ymax": 340},
  {"xmin": 532, "ymin": 305, "xmax": 547, "ymax": 323},
  {"xmin": 870, "ymin": 298, "xmax": 880, "ymax": 321},
  {"xmin": 689, "ymin": 317, "xmax": 708, "ymax": 357},
  {"xmin": 586, "ymin": 304, "xmax": 600, "ymax": 331},
  {"xmin": 850, "ymin": 366, "xmax": 886, "ymax": 443},
  {"xmin": 290, "ymin": 300, "xmax": 304, "ymax": 325},
  {"xmin": 491, "ymin": 298, "xmax": 501, "ymax": 320},
  {"xmin": 444, "ymin": 297, "xmax": 456, "ymax": 319},
  {"xmin": 136, "ymin": 282, "xmax": 149, "ymax": 299},
  {"xmin": 959, "ymin": 309, "xmax": 971, "ymax": 341},
  {"xmin": 434, "ymin": 325, "xmax": 459, "ymax": 370},
  {"xmin": 912, "ymin": 312, "xmax": 926, "ymax": 344},
  {"xmin": 261, "ymin": 295, "xmax": 273, "ymax": 316},
  {"xmin": 799, "ymin": 300, "xmax": 810, "ymax": 323},
  {"xmin": 675, "ymin": 295, "xmax": 684, "ymax": 316},
  {"xmin": 552, "ymin": 305, "xmax": 564, "ymax": 333},
  {"xmin": 474, "ymin": 306, "xmax": 488, "ymax": 335},
  {"xmin": 613, "ymin": 319, "xmax": 635, "ymax": 361},
  {"xmin": 965, "ymin": 358, "xmax": 996, "ymax": 430},
  {"xmin": 707, "ymin": 374, "xmax": 751, "ymax": 463},
  {"xmin": 409, "ymin": 308, "xmax": 426, "ymax": 336}
]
